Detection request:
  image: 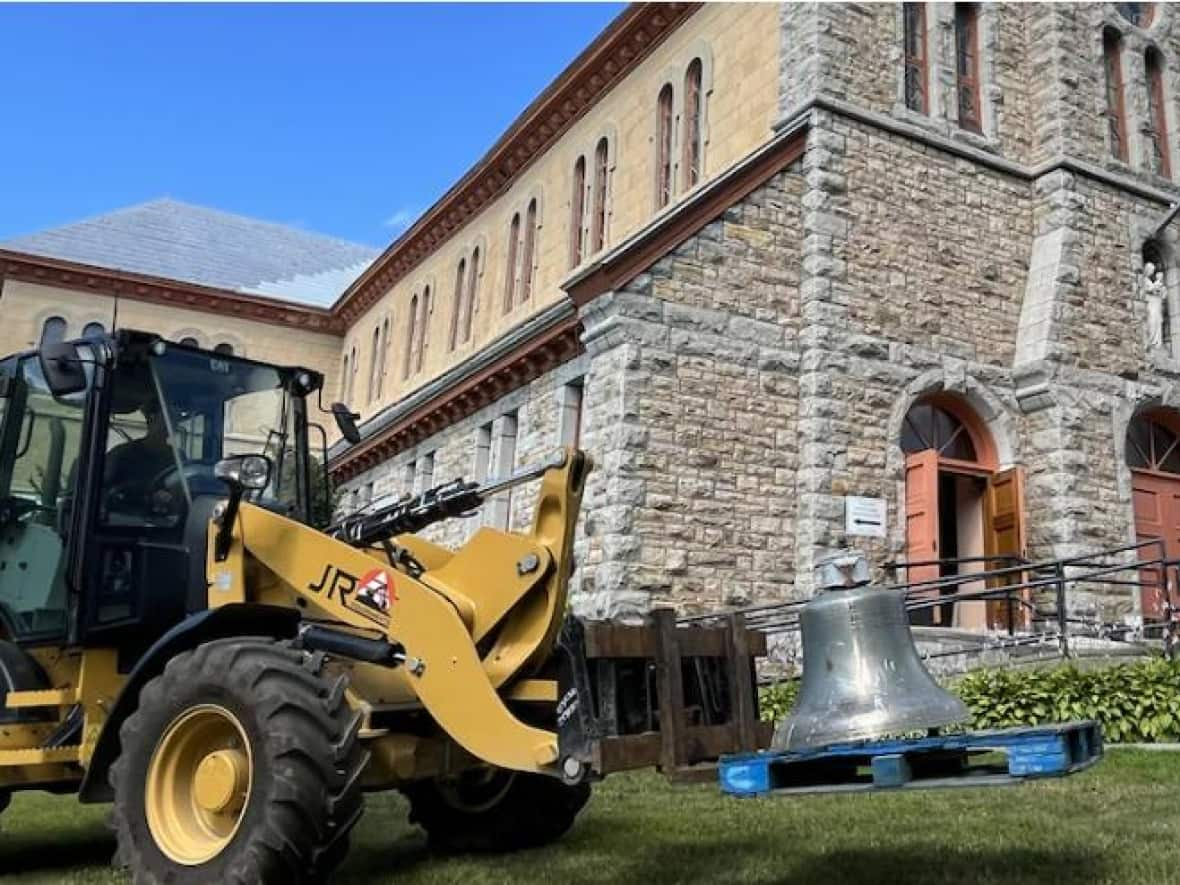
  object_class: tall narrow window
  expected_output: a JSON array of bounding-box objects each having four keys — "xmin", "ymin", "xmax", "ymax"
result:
[
  {"xmin": 376, "ymin": 316, "xmax": 390, "ymax": 400},
  {"xmin": 347, "ymin": 345, "xmax": 357, "ymax": 402},
  {"xmin": 214, "ymin": 342, "xmax": 234, "ymax": 356},
  {"xmin": 404, "ymin": 294, "xmax": 419, "ymax": 379},
  {"xmin": 559, "ymin": 379, "xmax": 585, "ymax": 447},
  {"xmin": 656, "ymin": 84, "xmax": 674, "ymax": 208},
  {"xmin": 504, "ymin": 213, "xmax": 520, "ymax": 313},
  {"xmin": 367, "ymin": 326, "xmax": 380, "ymax": 402},
  {"xmin": 1104, "ymin": 29, "xmax": 1129, "ymax": 162},
  {"xmin": 39, "ymin": 317, "xmax": 66, "ymax": 348},
  {"xmin": 82, "ymin": 321, "xmax": 105, "ymax": 339},
  {"xmin": 179, "ymin": 336, "xmax": 199, "ymax": 348},
  {"xmin": 465, "ymin": 247, "xmax": 480, "ymax": 343},
  {"xmin": 570, "ymin": 156, "xmax": 586, "ymax": 268},
  {"xmin": 416, "ymin": 286, "xmax": 431, "ymax": 373},
  {"xmin": 903, "ymin": 3, "xmax": 928, "ymax": 114},
  {"xmin": 682, "ymin": 60, "xmax": 703, "ymax": 189},
  {"xmin": 1146, "ymin": 48, "xmax": 1171, "ymax": 179},
  {"xmin": 520, "ymin": 199, "xmax": 537, "ymax": 303},
  {"xmin": 954, "ymin": 4, "xmax": 982, "ymax": 133},
  {"xmin": 341, "ymin": 352, "xmax": 351, "ymax": 401},
  {"xmin": 449, "ymin": 258, "xmax": 468, "ymax": 351},
  {"xmin": 591, "ymin": 138, "xmax": 609, "ymax": 253}
]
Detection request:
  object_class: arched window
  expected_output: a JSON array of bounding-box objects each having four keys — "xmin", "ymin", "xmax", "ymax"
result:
[
  {"xmin": 505, "ymin": 213, "xmax": 521, "ymax": 312},
  {"xmin": 1116, "ymin": 3, "xmax": 1154, "ymax": 27},
  {"xmin": 404, "ymin": 294, "xmax": 419, "ymax": 379},
  {"xmin": 1146, "ymin": 48, "xmax": 1171, "ymax": 178},
  {"xmin": 347, "ymin": 344, "xmax": 357, "ymax": 402},
  {"xmin": 1104, "ymin": 29, "xmax": 1129, "ymax": 162},
  {"xmin": 656, "ymin": 84, "xmax": 674, "ymax": 209},
  {"xmin": 903, "ymin": 3, "xmax": 929, "ymax": 114},
  {"xmin": 416, "ymin": 286, "xmax": 431, "ymax": 374},
  {"xmin": 591, "ymin": 138, "xmax": 609, "ymax": 253},
  {"xmin": 682, "ymin": 59, "xmax": 703, "ymax": 190},
  {"xmin": 214, "ymin": 342, "xmax": 234, "ymax": 356},
  {"xmin": 341, "ymin": 352, "xmax": 351, "ymax": 401},
  {"xmin": 376, "ymin": 316, "xmax": 390, "ymax": 401},
  {"xmin": 520, "ymin": 199, "xmax": 538, "ymax": 304},
  {"xmin": 82, "ymin": 321, "xmax": 105, "ymax": 339},
  {"xmin": 39, "ymin": 316, "xmax": 67, "ymax": 348},
  {"xmin": 570, "ymin": 156, "xmax": 586, "ymax": 268},
  {"xmin": 1127, "ymin": 412, "xmax": 1180, "ymax": 474},
  {"xmin": 449, "ymin": 257, "xmax": 468, "ymax": 351},
  {"xmin": 179, "ymin": 336, "xmax": 199, "ymax": 348},
  {"xmin": 954, "ymin": 3, "xmax": 982, "ymax": 133},
  {"xmin": 901, "ymin": 401, "xmax": 979, "ymax": 462},
  {"xmin": 465, "ymin": 247, "xmax": 480, "ymax": 342},
  {"xmin": 367, "ymin": 324, "xmax": 381, "ymax": 403}
]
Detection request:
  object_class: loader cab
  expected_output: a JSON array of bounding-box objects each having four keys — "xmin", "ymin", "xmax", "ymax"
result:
[{"xmin": 0, "ymin": 331, "xmax": 323, "ymax": 658}]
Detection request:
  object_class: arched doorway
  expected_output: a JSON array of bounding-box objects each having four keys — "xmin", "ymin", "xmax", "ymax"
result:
[
  {"xmin": 1127, "ymin": 408, "xmax": 1180, "ymax": 619},
  {"xmin": 901, "ymin": 394, "xmax": 1024, "ymax": 630}
]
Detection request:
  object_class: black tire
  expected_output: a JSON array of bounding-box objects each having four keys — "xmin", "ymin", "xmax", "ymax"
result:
[
  {"xmin": 110, "ymin": 638, "xmax": 367, "ymax": 884},
  {"xmin": 404, "ymin": 768, "xmax": 590, "ymax": 853}
]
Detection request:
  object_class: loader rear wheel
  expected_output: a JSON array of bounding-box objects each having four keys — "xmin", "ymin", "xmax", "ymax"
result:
[
  {"xmin": 110, "ymin": 639, "xmax": 366, "ymax": 884},
  {"xmin": 404, "ymin": 768, "xmax": 590, "ymax": 853}
]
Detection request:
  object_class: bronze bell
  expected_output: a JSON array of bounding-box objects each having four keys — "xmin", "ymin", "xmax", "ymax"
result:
[{"xmin": 772, "ymin": 554, "xmax": 969, "ymax": 751}]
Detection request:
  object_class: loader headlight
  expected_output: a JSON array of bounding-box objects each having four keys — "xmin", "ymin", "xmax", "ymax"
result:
[{"xmin": 214, "ymin": 455, "xmax": 273, "ymax": 492}]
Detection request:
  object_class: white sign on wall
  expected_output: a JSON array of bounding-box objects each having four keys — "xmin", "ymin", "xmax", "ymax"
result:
[{"xmin": 844, "ymin": 496, "xmax": 887, "ymax": 538}]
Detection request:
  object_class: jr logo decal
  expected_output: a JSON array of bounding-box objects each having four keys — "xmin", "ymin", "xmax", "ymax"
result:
[{"xmin": 307, "ymin": 563, "xmax": 392, "ymax": 627}]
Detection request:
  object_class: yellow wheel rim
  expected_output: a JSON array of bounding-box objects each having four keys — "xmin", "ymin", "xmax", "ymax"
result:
[{"xmin": 145, "ymin": 704, "xmax": 254, "ymax": 866}]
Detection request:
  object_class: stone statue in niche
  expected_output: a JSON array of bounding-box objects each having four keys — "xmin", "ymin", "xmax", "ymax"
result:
[{"xmin": 1142, "ymin": 260, "xmax": 1167, "ymax": 349}]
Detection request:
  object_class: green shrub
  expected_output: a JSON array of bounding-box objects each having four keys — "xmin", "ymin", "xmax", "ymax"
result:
[
  {"xmin": 955, "ymin": 659, "xmax": 1180, "ymax": 743},
  {"xmin": 759, "ymin": 658, "xmax": 1180, "ymax": 743}
]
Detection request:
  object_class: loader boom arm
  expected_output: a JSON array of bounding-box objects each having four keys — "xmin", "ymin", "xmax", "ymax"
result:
[{"xmin": 207, "ymin": 447, "xmax": 591, "ymax": 777}]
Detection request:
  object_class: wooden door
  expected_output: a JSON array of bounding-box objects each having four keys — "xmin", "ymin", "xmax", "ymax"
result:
[
  {"xmin": 904, "ymin": 450, "xmax": 940, "ymax": 596},
  {"xmin": 984, "ymin": 467, "xmax": 1027, "ymax": 630},
  {"xmin": 1132, "ymin": 470, "xmax": 1180, "ymax": 618}
]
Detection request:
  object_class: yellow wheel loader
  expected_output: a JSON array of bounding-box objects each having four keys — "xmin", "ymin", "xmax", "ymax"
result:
[{"xmin": 0, "ymin": 330, "xmax": 765, "ymax": 882}]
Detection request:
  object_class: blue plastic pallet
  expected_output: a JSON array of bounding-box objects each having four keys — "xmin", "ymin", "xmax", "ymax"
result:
[{"xmin": 719, "ymin": 720, "xmax": 1103, "ymax": 797}]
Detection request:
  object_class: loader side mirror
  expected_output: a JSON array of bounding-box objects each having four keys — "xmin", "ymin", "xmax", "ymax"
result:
[
  {"xmin": 214, "ymin": 455, "xmax": 273, "ymax": 492},
  {"xmin": 331, "ymin": 403, "xmax": 361, "ymax": 445},
  {"xmin": 38, "ymin": 341, "xmax": 88, "ymax": 398}
]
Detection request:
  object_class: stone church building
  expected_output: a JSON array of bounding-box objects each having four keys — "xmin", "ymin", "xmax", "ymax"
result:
[{"xmin": 5, "ymin": 4, "xmax": 1180, "ymax": 632}]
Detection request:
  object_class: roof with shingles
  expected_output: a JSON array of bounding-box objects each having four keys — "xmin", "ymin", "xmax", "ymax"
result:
[{"xmin": 0, "ymin": 198, "xmax": 377, "ymax": 308}]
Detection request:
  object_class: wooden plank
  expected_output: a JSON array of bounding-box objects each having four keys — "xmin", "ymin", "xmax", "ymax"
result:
[
  {"xmin": 725, "ymin": 614, "xmax": 758, "ymax": 753},
  {"xmin": 594, "ymin": 733, "xmax": 661, "ymax": 773},
  {"xmin": 583, "ymin": 621, "xmax": 757, "ymax": 659},
  {"xmin": 653, "ymin": 609, "xmax": 686, "ymax": 771}
]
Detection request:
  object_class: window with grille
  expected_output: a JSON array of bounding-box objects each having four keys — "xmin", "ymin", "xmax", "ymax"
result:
[
  {"xmin": 954, "ymin": 4, "xmax": 982, "ymax": 133},
  {"xmin": 1104, "ymin": 30, "xmax": 1129, "ymax": 162},
  {"xmin": 656, "ymin": 83, "xmax": 674, "ymax": 209},
  {"xmin": 591, "ymin": 138, "xmax": 609, "ymax": 253},
  {"xmin": 903, "ymin": 3, "xmax": 928, "ymax": 114},
  {"xmin": 1146, "ymin": 48, "xmax": 1171, "ymax": 178},
  {"xmin": 682, "ymin": 59, "xmax": 703, "ymax": 189},
  {"xmin": 570, "ymin": 157, "xmax": 586, "ymax": 269},
  {"xmin": 520, "ymin": 199, "xmax": 538, "ymax": 303},
  {"xmin": 504, "ymin": 213, "xmax": 521, "ymax": 312}
]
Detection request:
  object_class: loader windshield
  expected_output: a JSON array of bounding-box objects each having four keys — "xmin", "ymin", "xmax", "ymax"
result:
[{"xmin": 102, "ymin": 344, "xmax": 307, "ymax": 527}]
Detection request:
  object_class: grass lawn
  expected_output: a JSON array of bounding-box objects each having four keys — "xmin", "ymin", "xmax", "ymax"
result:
[{"xmin": 1, "ymin": 749, "xmax": 1177, "ymax": 884}]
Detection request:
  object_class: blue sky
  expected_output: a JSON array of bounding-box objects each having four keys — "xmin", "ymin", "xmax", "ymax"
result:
[{"xmin": 0, "ymin": 3, "xmax": 624, "ymax": 248}]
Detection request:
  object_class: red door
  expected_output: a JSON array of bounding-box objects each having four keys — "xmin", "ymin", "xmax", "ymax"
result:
[
  {"xmin": 904, "ymin": 450, "xmax": 940, "ymax": 605},
  {"xmin": 984, "ymin": 467, "xmax": 1027, "ymax": 630},
  {"xmin": 1132, "ymin": 470, "xmax": 1180, "ymax": 618}
]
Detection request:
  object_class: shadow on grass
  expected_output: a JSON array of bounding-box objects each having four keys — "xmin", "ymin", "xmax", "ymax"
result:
[
  {"xmin": 340, "ymin": 810, "xmax": 1110, "ymax": 885},
  {"xmin": 0, "ymin": 832, "xmax": 115, "ymax": 875}
]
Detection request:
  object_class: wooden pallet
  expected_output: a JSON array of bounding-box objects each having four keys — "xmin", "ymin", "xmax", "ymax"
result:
[{"xmin": 718, "ymin": 720, "xmax": 1103, "ymax": 797}]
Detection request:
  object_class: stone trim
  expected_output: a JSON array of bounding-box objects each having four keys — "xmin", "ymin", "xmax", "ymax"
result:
[
  {"xmin": 330, "ymin": 299, "xmax": 583, "ymax": 480},
  {"xmin": 332, "ymin": 3, "xmax": 701, "ymax": 326},
  {"xmin": 0, "ymin": 249, "xmax": 341, "ymax": 334},
  {"xmin": 776, "ymin": 93, "xmax": 1180, "ymax": 206}
]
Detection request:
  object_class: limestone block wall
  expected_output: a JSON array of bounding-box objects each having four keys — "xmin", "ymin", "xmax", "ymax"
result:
[{"xmin": 576, "ymin": 168, "xmax": 806, "ymax": 618}]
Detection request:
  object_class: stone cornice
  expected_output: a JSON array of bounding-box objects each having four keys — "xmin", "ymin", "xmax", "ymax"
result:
[
  {"xmin": 330, "ymin": 2, "xmax": 700, "ymax": 327},
  {"xmin": 0, "ymin": 248, "xmax": 343, "ymax": 335},
  {"xmin": 330, "ymin": 300, "xmax": 583, "ymax": 481}
]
